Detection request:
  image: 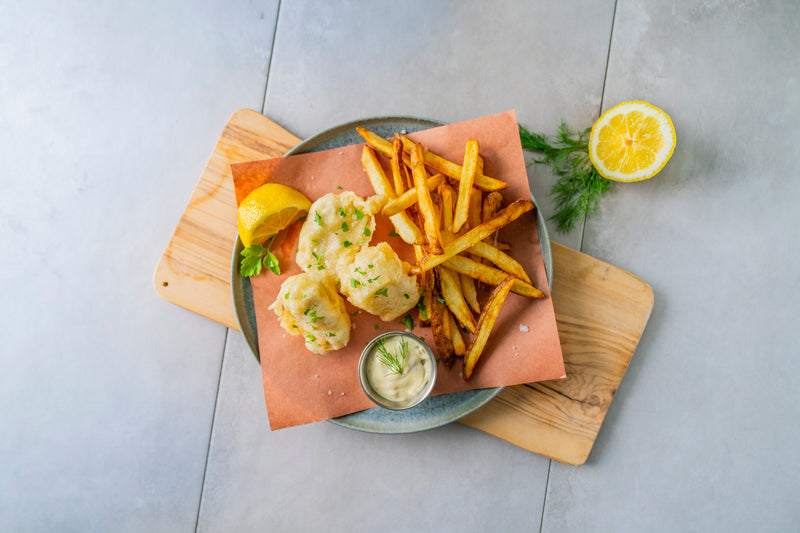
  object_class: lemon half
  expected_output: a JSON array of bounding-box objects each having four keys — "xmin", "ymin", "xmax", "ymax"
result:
[
  {"xmin": 237, "ymin": 183, "xmax": 312, "ymax": 247},
  {"xmin": 589, "ymin": 101, "xmax": 676, "ymax": 182}
]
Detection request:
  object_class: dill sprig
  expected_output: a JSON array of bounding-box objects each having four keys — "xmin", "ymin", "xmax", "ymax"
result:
[
  {"xmin": 375, "ymin": 337, "xmax": 408, "ymax": 376},
  {"xmin": 519, "ymin": 122, "xmax": 613, "ymax": 234}
]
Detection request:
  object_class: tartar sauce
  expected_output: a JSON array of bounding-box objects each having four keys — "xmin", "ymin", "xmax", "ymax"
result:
[{"xmin": 362, "ymin": 333, "xmax": 435, "ymax": 407}]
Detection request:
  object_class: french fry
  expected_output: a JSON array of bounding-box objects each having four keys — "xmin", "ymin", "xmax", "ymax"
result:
[
  {"xmin": 482, "ymin": 191, "xmax": 503, "ymax": 222},
  {"xmin": 356, "ymin": 127, "xmax": 394, "ymax": 158},
  {"xmin": 452, "ymin": 138, "xmax": 479, "ymax": 233},
  {"xmin": 356, "ymin": 126, "xmax": 508, "ymax": 191},
  {"xmin": 381, "ymin": 174, "xmax": 444, "ymax": 217},
  {"xmin": 409, "ymin": 141, "xmax": 443, "ymax": 254},
  {"xmin": 441, "ymin": 307, "xmax": 452, "ymax": 341},
  {"xmin": 398, "ymin": 135, "xmax": 507, "ymax": 191},
  {"xmin": 439, "ymin": 182, "xmax": 455, "ymax": 235},
  {"xmin": 443, "ymin": 254, "xmax": 543, "ymax": 298},
  {"xmin": 390, "ymin": 137, "xmax": 406, "ymax": 197},
  {"xmin": 482, "ymin": 190, "xmax": 503, "ymax": 246},
  {"xmin": 460, "ymin": 272, "xmax": 480, "ymax": 313},
  {"xmin": 449, "ymin": 311, "xmax": 466, "ymax": 356},
  {"xmin": 430, "ymin": 289, "xmax": 455, "ymax": 368},
  {"xmin": 466, "ymin": 241, "xmax": 533, "ymax": 285},
  {"xmin": 419, "ymin": 199, "xmax": 534, "ymax": 271},
  {"xmin": 361, "ymin": 146, "xmax": 425, "ymax": 245},
  {"xmin": 468, "ymin": 187, "xmax": 482, "ymax": 229},
  {"xmin": 438, "ymin": 266, "xmax": 477, "ymax": 333},
  {"xmin": 463, "ymin": 275, "xmax": 515, "ymax": 380}
]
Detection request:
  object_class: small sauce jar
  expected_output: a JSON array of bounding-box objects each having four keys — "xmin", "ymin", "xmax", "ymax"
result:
[{"xmin": 358, "ymin": 332, "xmax": 437, "ymax": 410}]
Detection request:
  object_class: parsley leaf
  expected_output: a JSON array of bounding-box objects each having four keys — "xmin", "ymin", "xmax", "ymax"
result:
[
  {"xmin": 374, "ymin": 287, "xmax": 389, "ymax": 297},
  {"xmin": 354, "ymin": 208, "xmax": 365, "ymax": 220},
  {"xmin": 388, "ymin": 229, "xmax": 400, "ymax": 237},
  {"xmin": 401, "ymin": 315, "xmax": 414, "ymax": 330},
  {"xmin": 239, "ymin": 235, "xmax": 281, "ymax": 277},
  {"xmin": 314, "ymin": 211, "xmax": 324, "ymax": 226}
]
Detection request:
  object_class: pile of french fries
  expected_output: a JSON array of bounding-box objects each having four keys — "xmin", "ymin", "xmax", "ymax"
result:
[{"xmin": 358, "ymin": 128, "xmax": 543, "ymax": 380}]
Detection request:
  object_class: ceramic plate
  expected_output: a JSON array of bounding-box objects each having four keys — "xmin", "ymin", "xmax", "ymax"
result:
[{"xmin": 230, "ymin": 116, "xmax": 551, "ymax": 433}]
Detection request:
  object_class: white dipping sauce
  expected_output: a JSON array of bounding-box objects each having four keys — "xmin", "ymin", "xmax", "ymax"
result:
[{"xmin": 364, "ymin": 334, "xmax": 433, "ymax": 403}]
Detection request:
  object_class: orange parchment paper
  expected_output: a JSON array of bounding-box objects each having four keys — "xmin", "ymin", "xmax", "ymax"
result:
[{"xmin": 231, "ymin": 110, "xmax": 565, "ymax": 430}]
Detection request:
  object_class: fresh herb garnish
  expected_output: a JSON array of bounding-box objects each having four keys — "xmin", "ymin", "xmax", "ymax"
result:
[
  {"xmin": 314, "ymin": 211, "xmax": 324, "ymax": 226},
  {"xmin": 363, "ymin": 227, "xmax": 371, "ymax": 237},
  {"xmin": 374, "ymin": 287, "xmax": 389, "ymax": 297},
  {"xmin": 354, "ymin": 208, "xmax": 365, "ymax": 220},
  {"xmin": 388, "ymin": 229, "xmax": 400, "ymax": 237},
  {"xmin": 375, "ymin": 337, "xmax": 408, "ymax": 376},
  {"xmin": 339, "ymin": 207, "xmax": 347, "ymax": 217},
  {"xmin": 342, "ymin": 240, "xmax": 353, "ymax": 248},
  {"xmin": 415, "ymin": 300, "xmax": 428, "ymax": 321},
  {"xmin": 239, "ymin": 234, "xmax": 280, "ymax": 277},
  {"xmin": 518, "ymin": 122, "xmax": 613, "ymax": 234},
  {"xmin": 351, "ymin": 278, "xmax": 362, "ymax": 288},
  {"xmin": 341, "ymin": 221, "xmax": 350, "ymax": 232},
  {"xmin": 401, "ymin": 315, "xmax": 414, "ymax": 331}
]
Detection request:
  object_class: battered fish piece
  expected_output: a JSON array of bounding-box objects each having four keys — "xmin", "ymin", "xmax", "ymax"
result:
[
  {"xmin": 269, "ymin": 271, "xmax": 350, "ymax": 354},
  {"xmin": 296, "ymin": 192, "xmax": 383, "ymax": 274},
  {"xmin": 337, "ymin": 242, "xmax": 420, "ymax": 321}
]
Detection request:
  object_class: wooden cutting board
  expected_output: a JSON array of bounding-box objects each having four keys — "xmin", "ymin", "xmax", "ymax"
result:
[{"xmin": 154, "ymin": 109, "xmax": 653, "ymax": 465}]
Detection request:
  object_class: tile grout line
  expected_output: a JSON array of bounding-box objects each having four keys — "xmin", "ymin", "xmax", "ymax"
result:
[
  {"xmin": 537, "ymin": 459, "xmax": 552, "ymax": 533},
  {"xmin": 579, "ymin": 0, "xmax": 618, "ymax": 253},
  {"xmin": 194, "ymin": 328, "xmax": 229, "ymax": 533},
  {"xmin": 260, "ymin": 0, "xmax": 282, "ymax": 115},
  {"xmin": 544, "ymin": 2, "xmax": 618, "ymax": 531}
]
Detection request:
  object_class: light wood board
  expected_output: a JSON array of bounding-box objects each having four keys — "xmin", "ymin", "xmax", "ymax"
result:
[{"xmin": 153, "ymin": 109, "xmax": 654, "ymax": 465}]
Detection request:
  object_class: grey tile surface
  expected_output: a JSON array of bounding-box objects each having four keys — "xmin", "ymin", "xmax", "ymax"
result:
[
  {"xmin": 0, "ymin": 1, "xmax": 278, "ymax": 531},
  {"xmin": 198, "ymin": 332, "xmax": 550, "ymax": 533},
  {"xmin": 543, "ymin": 1, "xmax": 800, "ymax": 531}
]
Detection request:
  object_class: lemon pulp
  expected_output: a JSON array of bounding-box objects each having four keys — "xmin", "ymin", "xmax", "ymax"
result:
[
  {"xmin": 589, "ymin": 101, "xmax": 676, "ymax": 182},
  {"xmin": 237, "ymin": 183, "xmax": 312, "ymax": 247}
]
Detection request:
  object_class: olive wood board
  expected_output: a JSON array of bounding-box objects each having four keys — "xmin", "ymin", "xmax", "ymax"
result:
[{"xmin": 153, "ymin": 109, "xmax": 654, "ymax": 465}]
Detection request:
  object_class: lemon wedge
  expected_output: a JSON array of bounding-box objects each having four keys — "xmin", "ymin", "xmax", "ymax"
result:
[
  {"xmin": 589, "ymin": 101, "xmax": 676, "ymax": 182},
  {"xmin": 237, "ymin": 183, "xmax": 312, "ymax": 247}
]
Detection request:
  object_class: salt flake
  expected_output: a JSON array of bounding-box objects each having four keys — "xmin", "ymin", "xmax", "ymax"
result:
[{"xmin": 519, "ymin": 324, "xmax": 530, "ymax": 332}]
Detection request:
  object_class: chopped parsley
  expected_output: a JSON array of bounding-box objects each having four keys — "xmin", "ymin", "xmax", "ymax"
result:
[
  {"xmin": 354, "ymin": 208, "xmax": 365, "ymax": 220},
  {"xmin": 314, "ymin": 211, "xmax": 324, "ymax": 226},
  {"xmin": 341, "ymin": 221, "xmax": 350, "ymax": 232},
  {"xmin": 401, "ymin": 315, "xmax": 414, "ymax": 330},
  {"xmin": 342, "ymin": 240, "xmax": 353, "ymax": 248},
  {"xmin": 351, "ymin": 278, "xmax": 362, "ymax": 288},
  {"xmin": 374, "ymin": 287, "xmax": 389, "ymax": 297},
  {"xmin": 339, "ymin": 206, "xmax": 347, "ymax": 217},
  {"xmin": 416, "ymin": 300, "xmax": 428, "ymax": 321},
  {"xmin": 363, "ymin": 227, "xmax": 371, "ymax": 237},
  {"xmin": 388, "ymin": 229, "xmax": 399, "ymax": 237}
]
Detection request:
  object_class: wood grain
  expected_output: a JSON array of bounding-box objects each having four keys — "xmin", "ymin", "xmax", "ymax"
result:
[
  {"xmin": 154, "ymin": 109, "xmax": 301, "ymax": 328},
  {"xmin": 153, "ymin": 109, "xmax": 654, "ymax": 464},
  {"xmin": 458, "ymin": 244, "xmax": 653, "ymax": 464}
]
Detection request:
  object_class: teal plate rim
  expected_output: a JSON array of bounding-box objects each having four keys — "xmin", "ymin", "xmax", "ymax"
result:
[{"xmin": 230, "ymin": 115, "xmax": 551, "ymax": 434}]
